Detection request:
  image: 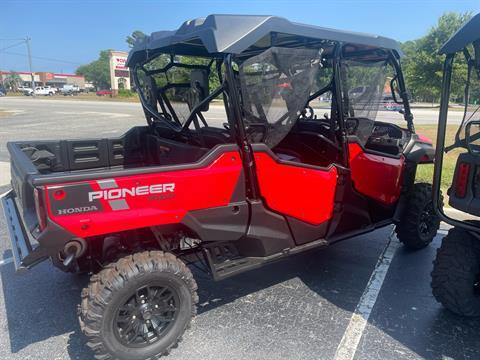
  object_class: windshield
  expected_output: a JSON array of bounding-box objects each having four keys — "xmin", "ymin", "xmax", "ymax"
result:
[
  {"xmin": 342, "ymin": 59, "xmax": 389, "ymax": 119},
  {"xmin": 239, "ymin": 47, "xmax": 324, "ymax": 148},
  {"xmin": 340, "ymin": 58, "xmax": 390, "ymax": 144}
]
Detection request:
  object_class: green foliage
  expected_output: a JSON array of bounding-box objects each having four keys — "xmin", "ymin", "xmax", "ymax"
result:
[
  {"xmin": 76, "ymin": 50, "xmax": 112, "ymax": 89},
  {"xmin": 143, "ymin": 54, "xmax": 221, "ymax": 94},
  {"xmin": 126, "ymin": 30, "xmax": 146, "ymax": 48},
  {"xmin": 3, "ymin": 71, "xmax": 23, "ymax": 91},
  {"xmin": 401, "ymin": 12, "xmax": 472, "ymax": 103},
  {"xmin": 117, "ymin": 89, "xmax": 135, "ymax": 97}
]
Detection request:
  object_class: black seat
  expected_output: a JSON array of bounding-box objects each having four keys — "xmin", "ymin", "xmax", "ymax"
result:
[
  {"xmin": 295, "ymin": 120, "xmax": 331, "ymax": 138},
  {"xmin": 197, "ymin": 127, "xmax": 231, "ymax": 148},
  {"xmin": 275, "ymin": 131, "xmax": 339, "ymax": 167}
]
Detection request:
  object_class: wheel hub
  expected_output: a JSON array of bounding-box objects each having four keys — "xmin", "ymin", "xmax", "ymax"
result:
[
  {"xmin": 419, "ymin": 202, "xmax": 436, "ymax": 238},
  {"xmin": 140, "ymin": 304, "xmax": 153, "ymax": 320},
  {"xmin": 114, "ymin": 285, "xmax": 178, "ymax": 348}
]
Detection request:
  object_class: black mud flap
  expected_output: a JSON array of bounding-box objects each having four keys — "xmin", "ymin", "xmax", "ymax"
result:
[{"xmin": 1, "ymin": 190, "xmax": 46, "ymax": 272}]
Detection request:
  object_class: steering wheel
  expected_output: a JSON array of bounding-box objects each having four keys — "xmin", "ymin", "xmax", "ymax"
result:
[
  {"xmin": 345, "ymin": 118, "xmax": 360, "ymax": 135},
  {"xmin": 300, "ymin": 106, "xmax": 315, "ymax": 120}
]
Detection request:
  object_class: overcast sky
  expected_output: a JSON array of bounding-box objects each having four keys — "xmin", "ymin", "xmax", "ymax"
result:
[{"xmin": 1, "ymin": 0, "xmax": 479, "ymax": 74}]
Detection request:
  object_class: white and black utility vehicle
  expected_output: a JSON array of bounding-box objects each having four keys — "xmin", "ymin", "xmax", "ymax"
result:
[{"xmin": 432, "ymin": 13, "xmax": 480, "ymax": 317}]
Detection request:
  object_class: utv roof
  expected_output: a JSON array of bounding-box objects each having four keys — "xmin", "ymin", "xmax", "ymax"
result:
[
  {"xmin": 440, "ymin": 13, "xmax": 480, "ymax": 54},
  {"xmin": 127, "ymin": 14, "xmax": 402, "ymax": 66}
]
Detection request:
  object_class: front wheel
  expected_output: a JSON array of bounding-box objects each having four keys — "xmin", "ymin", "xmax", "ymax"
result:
[
  {"xmin": 79, "ymin": 251, "xmax": 198, "ymax": 359},
  {"xmin": 431, "ymin": 227, "xmax": 480, "ymax": 316},
  {"xmin": 395, "ymin": 183, "xmax": 441, "ymax": 249}
]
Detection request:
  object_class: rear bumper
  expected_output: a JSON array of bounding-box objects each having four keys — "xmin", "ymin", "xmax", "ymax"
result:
[{"xmin": 1, "ymin": 190, "xmax": 47, "ymax": 272}]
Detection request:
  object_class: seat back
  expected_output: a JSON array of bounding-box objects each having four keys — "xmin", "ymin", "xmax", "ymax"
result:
[{"xmin": 146, "ymin": 134, "xmax": 208, "ymax": 165}]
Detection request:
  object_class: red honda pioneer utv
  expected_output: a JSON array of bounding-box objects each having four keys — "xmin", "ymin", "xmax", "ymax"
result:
[
  {"xmin": 2, "ymin": 15, "xmax": 438, "ymax": 359},
  {"xmin": 431, "ymin": 13, "xmax": 480, "ymax": 317}
]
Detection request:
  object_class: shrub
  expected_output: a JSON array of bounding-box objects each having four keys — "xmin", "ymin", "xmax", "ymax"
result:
[{"xmin": 117, "ymin": 89, "xmax": 135, "ymax": 97}]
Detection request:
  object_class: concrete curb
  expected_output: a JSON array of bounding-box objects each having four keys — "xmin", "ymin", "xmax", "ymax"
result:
[
  {"xmin": 0, "ymin": 162, "xmax": 10, "ymax": 187},
  {"xmin": 444, "ymin": 207, "xmax": 478, "ymax": 221}
]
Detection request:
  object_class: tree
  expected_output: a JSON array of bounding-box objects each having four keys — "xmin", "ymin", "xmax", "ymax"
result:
[
  {"xmin": 76, "ymin": 50, "xmax": 111, "ymax": 89},
  {"xmin": 126, "ymin": 30, "xmax": 146, "ymax": 48},
  {"xmin": 401, "ymin": 12, "xmax": 472, "ymax": 103},
  {"xmin": 3, "ymin": 71, "xmax": 23, "ymax": 91}
]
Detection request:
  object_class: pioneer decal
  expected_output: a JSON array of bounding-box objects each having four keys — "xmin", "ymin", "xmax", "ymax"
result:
[{"xmin": 88, "ymin": 183, "xmax": 175, "ymax": 202}]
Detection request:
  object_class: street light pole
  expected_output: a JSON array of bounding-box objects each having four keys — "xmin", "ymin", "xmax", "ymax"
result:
[{"xmin": 25, "ymin": 37, "xmax": 35, "ymax": 97}]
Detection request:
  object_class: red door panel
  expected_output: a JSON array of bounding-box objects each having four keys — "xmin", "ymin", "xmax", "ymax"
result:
[
  {"xmin": 348, "ymin": 143, "xmax": 404, "ymax": 205},
  {"xmin": 44, "ymin": 151, "xmax": 243, "ymax": 238},
  {"xmin": 254, "ymin": 152, "xmax": 338, "ymax": 225}
]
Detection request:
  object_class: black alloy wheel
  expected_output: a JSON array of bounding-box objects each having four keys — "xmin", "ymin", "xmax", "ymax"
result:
[{"xmin": 114, "ymin": 285, "xmax": 179, "ymax": 347}]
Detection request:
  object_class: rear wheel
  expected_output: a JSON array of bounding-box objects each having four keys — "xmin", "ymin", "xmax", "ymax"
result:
[
  {"xmin": 431, "ymin": 227, "xmax": 480, "ymax": 317},
  {"xmin": 79, "ymin": 251, "xmax": 198, "ymax": 359},
  {"xmin": 395, "ymin": 183, "xmax": 441, "ymax": 249}
]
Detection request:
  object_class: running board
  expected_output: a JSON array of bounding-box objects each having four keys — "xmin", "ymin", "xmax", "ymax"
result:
[{"xmin": 204, "ymin": 238, "xmax": 328, "ymax": 281}]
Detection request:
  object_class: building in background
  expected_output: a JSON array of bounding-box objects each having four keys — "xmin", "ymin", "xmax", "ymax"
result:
[
  {"xmin": 109, "ymin": 50, "xmax": 131, "ymax": 96},
  {"xmin": 0, "ymin": 71, "xmax": 85, "ymax": 89}
]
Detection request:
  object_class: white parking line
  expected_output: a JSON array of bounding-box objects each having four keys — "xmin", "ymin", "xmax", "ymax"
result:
[
  {"xmin": 0, "ymin": 257, "xmax": 13, "ymax": 266},
  {"xmin": 334, "ymin": 230, "xmax": 400, "ymax": 360},
  {"xmin": 54, "ymin": 111, "xmax": 132, "ymax": 119}
]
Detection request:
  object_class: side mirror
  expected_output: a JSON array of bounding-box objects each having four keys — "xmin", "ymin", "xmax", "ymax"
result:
[
  {"xmin": 390, "ymin": 76, "xmax": 404, "ymax": 104},
  {"xmin": 465, "ymin": 120, "xmax": 480, "ymax": 155},
  {"xmin": 190, "ymin": 69, "xmax": 209, "ymax": 112}
]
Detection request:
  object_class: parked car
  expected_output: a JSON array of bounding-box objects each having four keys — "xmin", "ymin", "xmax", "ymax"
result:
[
  {"xmin": 1, "ymin": 15, "xmax": 439, "ymax": 360},
  {"xmin": 96, "ymin": 89, "xmax": 112, "ymax": 96},
  {"xmin": 383, "ymin": 101, "xmax": 404, "ymax": 112},
  {"xmin": 61, "ymin": 85, "xmax": 80, "ymax": 96},
  {"xmin": 24, "ymin": 86, "xmax": 55, "ymax": 96},
  {"xmin": 19, "ymin": 86, "xmax": 33, "ymax": 95},
  {"xmin": 45, "ymin": 86, "xmax": 57, "ymax": 94}
]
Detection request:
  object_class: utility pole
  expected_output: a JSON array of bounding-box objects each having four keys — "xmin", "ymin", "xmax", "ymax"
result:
[{"xmin": 25, "ymin": 37, "xmax": 35, "ymax": 96}]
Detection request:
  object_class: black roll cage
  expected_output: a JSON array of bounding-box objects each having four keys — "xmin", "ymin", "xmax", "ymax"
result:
[
  {"xmin": 133, "ymin": 45, "xmax": 413, "ymax": 136},
  {"xmin": 433, "ymin": 50, "xmax": 480, "ymax": 232},
  {"xmin": 132, "ymin": 43, "xmax": 414, "ymax": 199}
]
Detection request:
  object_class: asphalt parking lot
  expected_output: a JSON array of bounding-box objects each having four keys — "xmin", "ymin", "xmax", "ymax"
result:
[{"xmin": 0, "ymin": 97, "xmax": 478, "ymax": 360}]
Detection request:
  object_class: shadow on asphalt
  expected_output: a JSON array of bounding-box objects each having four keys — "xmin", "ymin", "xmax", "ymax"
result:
[
  {"xmin": 0, "ymin": 251, "xmax": 89, "ymax": 357},
  {"xmin": 1, "ymin": 232, "xmax": 479, "ymax": 359}
]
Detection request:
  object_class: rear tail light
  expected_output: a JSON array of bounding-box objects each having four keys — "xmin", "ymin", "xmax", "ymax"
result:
[
  {"xmin": 455, "ymin": 162, "xmax": 471, "ymax": 198},
  {"xmin": 419, "ymin": 154, "xmax": 432, "ymax": 163},
  {"xmin": 34, "ymin": 188, "xmax": 47, "ymax": 231}
]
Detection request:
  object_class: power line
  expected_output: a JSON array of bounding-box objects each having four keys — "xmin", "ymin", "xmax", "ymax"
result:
[
  {"xmin": 0, "ymin": 41, "xmax": 25, "ymax": 53},
  {"xmin": 2, "ymin": 51, "xmax": 82, "ymax": 65},
  {"xmin": 0, "ymin": 38, "xmax": 26, "ymax": 41}
]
